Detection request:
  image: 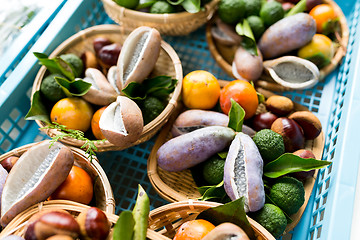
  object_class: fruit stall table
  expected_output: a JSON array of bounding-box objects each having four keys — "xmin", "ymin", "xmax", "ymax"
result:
[{"xmin": 0, "ymin": 0, "xmax": 360, "ymax": 239}]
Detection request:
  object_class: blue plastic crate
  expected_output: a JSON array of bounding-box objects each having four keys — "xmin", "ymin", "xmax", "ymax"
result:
[
  {"xmin": 0, "ymin": 0, "xmax": 359, "ymax": 239},
  {"xmin": 0, "ymin": 0, "xmax": 67, "ymax": 86}
]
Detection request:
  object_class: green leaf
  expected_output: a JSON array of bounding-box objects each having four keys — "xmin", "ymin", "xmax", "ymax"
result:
[
  {"xmin": 264, "ymin": 153, "xmax": 332, "ymax": 178},
  {"xmin": 235, "ymin": 20, "xmax": 258, "ymax": 56},
  {"xmin": 286, "ymin": 0, "xmax": 306, "ymax": 17},
  {"xmin": 181, "ymin": 0, "xmax": 201, "ymax": 13},
  {"xmin": 197, "ymin": 197, "xmax": 256, "ymax": 240},
  {"xmin": 132, "ymin": 185, "xmax": 150, "ymax": 240},
  {"xmin": 25, "ymin": 91, "xmax": 50, "ymax": 123},
  {"xmin": 166, "ymin": 0, "xmax": 185, "ymax": 5},
  {"xmin": 265, "ymin": 194, "xmax": 293, "ymax": 223},
  {"xmin": 122, "ymin": 76, "xmax": 177, "ymax": 101},
  {"xmin": 55, "ymin": 77, "xmax": 92, "ymax": 97},
  {"xmin": 198, "ymin": 181, "xmax": 227, "ymax": 201},
  {"xmin": 228, "ymin": 99, "xmax": 245, "ymax": 132},
  {"xmin": 34, "ymin": 52, "xmax": 75, "ymax": 81},
  {"xmin": 136, "ymin": 0, "xmax": 157, "ymax": 9},
  {"xmin": 217, "ymin": 152, "xmax": 228, "ymax": 159},
  {"xmin": 257, "ymin": 92, "xmax": 265, "ymax": 104},
  {"xmin": 113, "ymin": 211, "xmax": 135, "ymax": 240},
  {"xmin": 122, "ymin": 82, "xmax": 147, "ymax": 100}
]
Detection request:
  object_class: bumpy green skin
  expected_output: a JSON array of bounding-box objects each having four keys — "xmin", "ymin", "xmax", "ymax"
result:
[
  {"xmin": 269, "ymin": 176, "xmax": 305, "ymax": 215},
  {"xmin": 202, "ymin": 156, "xmax": 225, "ymax": 185},
  {"xmin": 251, "ymin": 204, "xmax": 287, "ymax": 239},
  {"xmin": 40, "ymin": 73, "xmax": 67, "ymax": 103},
  {"xmin": 247, "ymin": 16, "xmax": 265, "ymax": 40},
  {"xmin": 252, "ymin": 129, "xmax": 285, "ymax": 163},
  {"xmin": 260, "ymin": 1, "xmax": 284, "ymax": 27},
  {"xmin": 141, "ymin": 96, "xmax": 165, "ymax": 125},
  {"xmin": 150, "ymin": 1, "xmax": 175, "ymax": 14},
  {"xmin": 60, "ymin": 53, "xmax": 84, "ymax": 78},
  {"xmin": 243, "ymin": 0, "xmax": 261, "ymax": 17},
  {"xmin": 218, "ymin": 0, "xmax": 245, "ymax": 24}
]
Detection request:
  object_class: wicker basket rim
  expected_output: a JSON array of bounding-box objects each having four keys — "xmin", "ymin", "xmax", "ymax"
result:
[
  {"xmin": 0, "ymin": 141, "xmax": 116, "ymax": 214},
  {"xmin": 206, "ymin": 0, "xmax": 349, "ymax": 80},
  {"xmin": 0, "ymin": 199, "xmax": 274, "ymax": 240},
  {"xmin": 31, "ymin": 24, "xmax": 183, "ymax": 151},
  {"xmin": 102, "ymin": 0, "xmax": 219, "ymax": 21}
]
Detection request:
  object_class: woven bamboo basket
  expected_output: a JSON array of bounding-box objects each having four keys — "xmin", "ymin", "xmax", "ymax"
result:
[
  {"xmin": 147, "ymin": 80, "xmax": 325, "ymax": 234},
  {"xmin": 32, "ymin": 24, "xmax": 183, "ymax": 152},
  {"xmin": 101, "ymin": 0, "xmax": 219, "ymax": 36},
  {"xmin": 0, "ymin": 141, "xmax": 116, "ymax": 214},
  {"xmin": 0, "ymin": 200, "xmax": 274, "ymax": 240},
  {"xmin": 206, "ymin": 0, "xmax": 349, "ymax": 87}
]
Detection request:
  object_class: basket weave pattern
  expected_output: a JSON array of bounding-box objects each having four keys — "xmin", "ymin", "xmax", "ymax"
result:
[
  {"xmin": 32, "ymin": 24, "xmax": 183, "ymax": 152},
  {"xmin": 0, "ymin": 200, "xmax": 274, "ymax": 240},
  {"xmin": 102, "ymin": 0, "xmax": 219, "ymax": 36}
]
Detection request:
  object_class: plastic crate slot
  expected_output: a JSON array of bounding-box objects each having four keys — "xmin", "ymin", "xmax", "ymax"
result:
[
  {"xmin": 315, "ymin": 199, "xmax": 320, "ymax": 210},
  {"xmin": 1, "ymin": 139, "xmax": 11, "ymax": 152},
  {"xmin": 310, "ymin": 230, "xmax": 314, "ymax": 240},
  {"xmin": 313, "ymin": 214, "xmax": 318, "ymax": 226},
  {"xmin": 322, "ymin": 194, "xmax": 328, "ymax": 205},
  {"xmin": 317, "ymin": 226, "xmax": 322, "ymax": 238}
]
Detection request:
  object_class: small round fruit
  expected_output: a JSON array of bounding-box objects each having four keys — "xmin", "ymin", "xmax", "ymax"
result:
[
  {"xmin": 77, "ymin": 207, "xmax": 111, "ymax": 240},
  {"xmin": 40, "ymin": 73, "xmax": 67, "ymax": 103},
  {"xmin": 289, "ymin": 111, "xmax": 322, "ymax": 140},
  {"xmin": 1, "ymin": 156, "xmax": 19, "ymax": 172},
  {"xmin": 220, "ymin": 80, "xmax": 258, "ymax": 119},
  {"xmin": 93, "ymin": 37, "xmax": 112, "ymax": 55},
  {"xmin": 271, "ymin": 117, "xmax": 305, "ymax": 152},
  {"xmin": 91, "ymin": 106, "xmax": 107, "ymax": 140},
  {"xmin": 97, "ymin": 43, "xmax": 122, "ymax": 68},
  {"xmin": 265, "ymin": 95, "xmax": 294, "ymax": 116},
  {"xmin": 49, "ymin": 166, "xmax": 93, "ymax": 205},
  {"xmin": 24, "ymin": 211, "xmax": 80, "ymax": 240},
  {"xmin": 182, "ymin": 70, "xmax": 220, "ymax": 110},
  {"xmin": 150, "ymin": 1, "xmax": 175, "ymax": 13},
  {"xmin": 291, "ymin": 149, "xmax": 316, "ymax": 180},
  {"xmin": 309, "ymin": 4, "xmax": 337, "ymax": 33},
  {"xmin": 50, "ymin": 97, "xmax": 94, "ymax": 132},
  {"xmin": 252, "ymin": 112, "xmax": 278, "ymax": 131},
  {"xmin": 114, "ymin": 0, "xmax": 139, "ymax": 9},
  {"xmin": 202, "ymin": 156, "xmax": 225, "ymax": 185},
  {"xmin": 173, "ymin": 219, "xmax": 215, "ymax": 240},
  {"xmin": 298, "ymin": 34, "xmax": 334, "ymax": 68}
]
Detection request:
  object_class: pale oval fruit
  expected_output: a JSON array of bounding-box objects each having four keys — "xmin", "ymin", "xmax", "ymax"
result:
[
  {"xmin": 201, "ymin": 223, "xmax": 250, "ymax": 240},
  {"xmin": 232, "ymin": 46, "xmax": 263, "ymax": 81},
  {"xmin": 224, "ymin": 132, "xmax": 265, "ymax": 212},
  {"xmin": 1, "ymin": 141, "xmax": 74, "ymax": 226},
  {"xmin": 82, "ymin": 68, "xmax": 119, "ymax": 105},
  {"xmin": 116, "ymin": 26, "xmax": 161, "ymax": 90},
  {"xmin": 99, "ymin": 96, "xmax": 143, "ymax": 147}
]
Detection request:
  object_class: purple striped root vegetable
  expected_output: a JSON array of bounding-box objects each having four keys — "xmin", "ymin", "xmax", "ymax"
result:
[
  {"xmin": 171, "ymin": 110, "xmax": 229, "ymax": 137},
  {"xmin": 171, "ymin": 109, "xmax": 256, "ymax": 137},
  {"xmin": 157, "ymin": 126, "xmax": 236, "ymax": 172},
  {"xmin": 224, "ymin": 132, "xmax": 265, "ymax": 212}
]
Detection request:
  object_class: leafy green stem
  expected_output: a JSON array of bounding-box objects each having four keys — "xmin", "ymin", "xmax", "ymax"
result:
[{"xmin": 41, "ymin": 122, "xmax": 104, "ymax": 162}]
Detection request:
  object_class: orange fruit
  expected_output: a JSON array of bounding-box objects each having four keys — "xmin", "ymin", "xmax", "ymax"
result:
[
  {"xmin": 91, "ymin": 106, "xmax": 107, "ymax": 140},
  {"xmin": 309, "ymin": 4, "xmax": 337, "ymax": 33},
  {"xmin": 173, "ymin": 219, "xmax": 215, "ymax": 240},
  {"xmin": 182, "ymin": 70, "xmax": 220, "ymax": 109},
  {"xmin": 219, "ymin": 80, "xmax": 258, "ymax": 119},
  {"xmin": 49, "ymin": 165, "xmax": 93, "ymax": 205},
  {"xmin": 50, "ymin": 97, "xmax": 94, "ymax": 132}
]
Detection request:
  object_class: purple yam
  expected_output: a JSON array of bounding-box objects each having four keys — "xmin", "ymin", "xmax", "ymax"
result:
[
  {"xmin": 171, "ymin": 110, "xmax": 229, "ymax": 137},
  {"xmin": 157, "ymin": 126, "xmax": 235, "ymax": 172},
  {"xmin": 258, "ymin": 13, "xmax": 316, "ymax": 59},
  {"xmin": 224, "ymin": 132, "xmax": 265, "ymax": 212}
]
